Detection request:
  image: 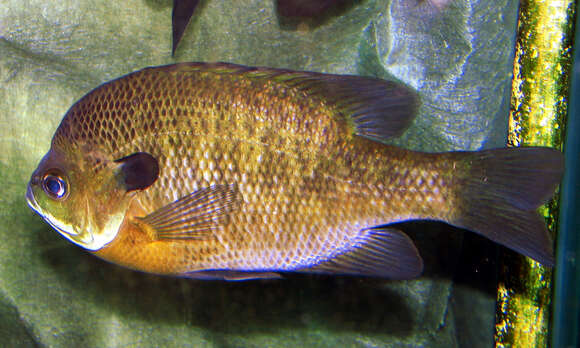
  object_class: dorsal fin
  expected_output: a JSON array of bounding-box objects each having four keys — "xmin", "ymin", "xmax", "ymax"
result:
[
  {"xmin": 159, "ymin": 62, "xmax": 420, "ymax": 141},
  {"xmin": 242, "ymin": 65, "xmax": 420, "ymax": 141}
]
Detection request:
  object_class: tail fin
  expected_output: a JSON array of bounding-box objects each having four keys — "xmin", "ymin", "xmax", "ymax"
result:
[{"xmin": 452, "ymin": 147, "xmax": 564, "ymax": 266}]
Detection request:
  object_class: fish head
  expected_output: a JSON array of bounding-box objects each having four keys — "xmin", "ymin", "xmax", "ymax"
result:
[{"xmin": 26, "ymin": 145, "xmax": 143, "ymax": 251}]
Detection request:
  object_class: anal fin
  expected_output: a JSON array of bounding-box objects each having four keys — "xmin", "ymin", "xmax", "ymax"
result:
[
  {"xmin": 183, "ymin": 270, "xmax": 282, "ymax": 281},
  {"xmin": 297, "ymin": 228, "xmax": 424, "ymax": 279}
]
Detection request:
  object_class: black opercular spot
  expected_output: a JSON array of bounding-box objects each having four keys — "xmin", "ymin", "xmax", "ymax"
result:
[{"xmin": 115, "ymin": 152, "xmax": 160, "ymax": 191}]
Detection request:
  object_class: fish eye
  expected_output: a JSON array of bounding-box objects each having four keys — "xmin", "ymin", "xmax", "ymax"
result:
[{"xmin": 42, "ymin": 172, "xmax": 68, "ymax": 200}]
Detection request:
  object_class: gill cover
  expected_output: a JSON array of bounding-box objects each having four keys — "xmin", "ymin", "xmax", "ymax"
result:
[
  {"xmin": 76, "ymin": 151, "xmax": 161, "ymax": 250},
  {"xmin": 27, "ymin": 149, "xmax": 160, "ymax": 251}
]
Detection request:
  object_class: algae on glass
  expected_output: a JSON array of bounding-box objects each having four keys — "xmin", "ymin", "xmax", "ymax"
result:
[{"xmin": 0, "ymin": 0, "xmax": 518, "ymax": 346}]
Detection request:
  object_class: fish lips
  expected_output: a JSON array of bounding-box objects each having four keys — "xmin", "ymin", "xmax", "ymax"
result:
[
  {"xmin": 25, "ymin": 184, "xmax": 44, "ymax": 218},
  {"xmin": 26, "ymin": 183, "xmax": 122, "ymax": 251},
  {"xmin": 26, "ymin": 184, "xmax": 81, "ymax": 238},
  {"xmin": 25, "ymin": 184, "xmax": 36, "ymax": 210}
]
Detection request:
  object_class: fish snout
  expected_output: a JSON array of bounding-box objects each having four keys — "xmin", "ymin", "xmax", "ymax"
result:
[{"xmin": 26, "ymin": 184, "xmax": 40, "ymax": 213}]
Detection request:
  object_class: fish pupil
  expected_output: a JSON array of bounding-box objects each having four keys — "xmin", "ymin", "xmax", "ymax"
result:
[{"xmin": 42, "ymin": 174, "xmax": 67, "ymax": 199}]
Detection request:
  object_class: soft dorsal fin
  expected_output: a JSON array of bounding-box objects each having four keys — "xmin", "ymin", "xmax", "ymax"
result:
[
  {"xmin": 294, "ymin": 73, "xmax": 418, "ymax": 141},
  {"xmin": 242, "ymin": 66, "xmax": 420, "ymax": 141},
  {"xmin": 297, "ymin": 228, "xmax": 424, "ymax": 279},
  {"xmin": 137, "ymin": 184, "xmax": 240, "ymax": 240}
]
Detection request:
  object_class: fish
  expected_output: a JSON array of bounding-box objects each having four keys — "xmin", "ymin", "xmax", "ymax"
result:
[
  {"xmin": 25, "ymin": 62, "xmax": 564, "ymax": 280},
  {"xmin": 276, "ymin": 0, "xmax": 358, "ymax": 30},
  {"xmin": 169, "ymin": 0, "xmax": 454, "ymax": 55},
  {"xmin": 172, "ymin": 0, "xmax": 200, "ymax": 56}
]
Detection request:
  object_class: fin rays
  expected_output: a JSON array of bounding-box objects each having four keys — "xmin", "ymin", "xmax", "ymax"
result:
[
  {"xmin": 139, "ymin": 184, "xmax": 239, "ymax": 240},
  {"xmin": 452, "ymin": 147, "xmax": 563, "ymax": 266},
  {"xmin": 298, "ymin": 228, "xmax": 424, "ymax": 279},
  {"xmin": 159, "ymin": 62, "xmax": 419, "ymax": 141}
]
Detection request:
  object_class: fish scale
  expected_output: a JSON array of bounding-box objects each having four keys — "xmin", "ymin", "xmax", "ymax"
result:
[{"xmin": 26, "ymin": 62, "xmax": 563, "ymax": 280}]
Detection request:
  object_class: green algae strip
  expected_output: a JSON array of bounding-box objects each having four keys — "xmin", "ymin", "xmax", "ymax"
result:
[{"xmin": 496, "ymin": 0, "xmax": 575, "ymax": 347}]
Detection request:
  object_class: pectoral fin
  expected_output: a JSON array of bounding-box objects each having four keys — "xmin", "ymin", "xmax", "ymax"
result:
[
  {"xmin": 137, "ymin": 184, "xmax": 240, "ymax": 241},
  {"xmin": 297, "ymin": 228, "xmax": 424, "ymax": 279}
]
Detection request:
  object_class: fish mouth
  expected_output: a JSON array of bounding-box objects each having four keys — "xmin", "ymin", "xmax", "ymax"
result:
[
  {"xmin": 26, "ymin": 185, "xmax": 80, "ymax": 237},
  {"xmin": 26, "ymin": 185, "xmax": 40, "ymax": 213},
  {"xmin": 25, "ymin": 184, "xmax": 115, "ymax": 251}
]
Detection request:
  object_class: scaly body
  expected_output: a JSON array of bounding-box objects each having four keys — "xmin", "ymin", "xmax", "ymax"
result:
[{"xmin": 27, "ymin": 63, "xmax": 562, "ymax": 280}]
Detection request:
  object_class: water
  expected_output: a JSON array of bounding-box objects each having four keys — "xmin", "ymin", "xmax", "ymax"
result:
[{"xmin": 0, "ymin": 0, "xmax": 522, "ymax": 346}]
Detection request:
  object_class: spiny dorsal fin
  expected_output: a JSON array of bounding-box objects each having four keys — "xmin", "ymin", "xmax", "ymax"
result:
[
  {"xmin": 297, "ymin": 228, "xmax": 424, "ymax": 279},
  {"xmin": 138, "ymin": 184, "xmax": 240, "ymax": 240},
  {"xmin": 159, "ymin": 62, "xmax": 419, "ymax": 141}
]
